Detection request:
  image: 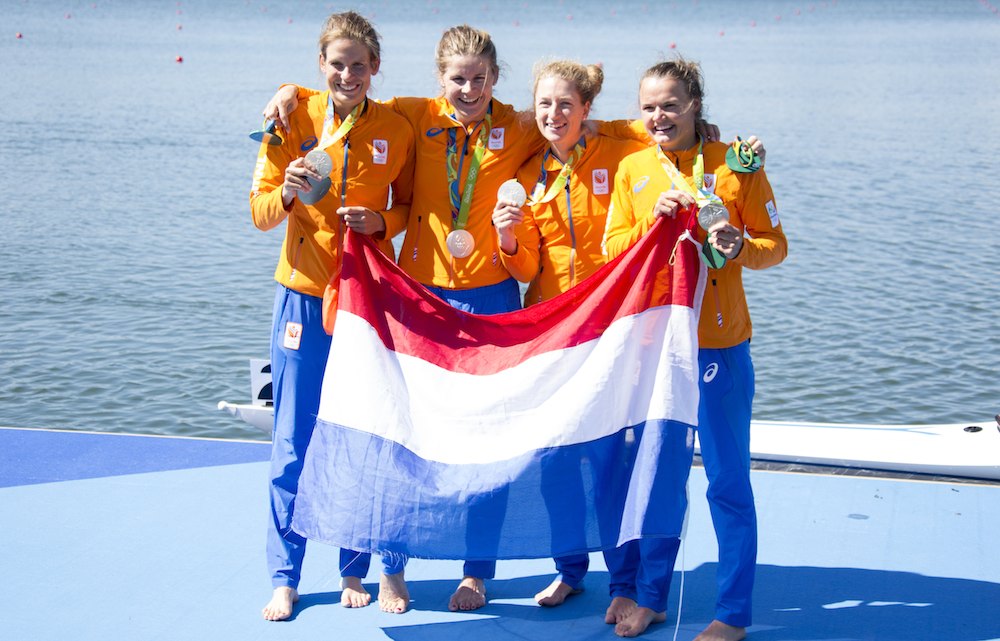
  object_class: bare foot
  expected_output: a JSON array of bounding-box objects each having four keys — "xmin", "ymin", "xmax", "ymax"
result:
[
  {"xmin": 262, "ymin": 586, "xmax": 298, "ymax": 621},
  {"xmin": 605, "ymin": 596, "xmax": 637, "ymax": 624},
  {"xmin": 693, "ymin": 619, "xmax": 746, "ymax": 641},
  {"xmin": 615, "ymin": 606, "xmax": 666, "ymax": 637},
  {"xmin": 535, "ymin": 579, "xmax": 583, "ymax": 607},
  {"xmin": 378, "ymin": 572, "xmax": 410, "ymax": 614},
  {"xmin": 448, "ymin": 576, "xmax": 486, "ymax": 611},
  {"xmin": 340, "ymin": 576, "xmax": 372, "ymax": 608}
]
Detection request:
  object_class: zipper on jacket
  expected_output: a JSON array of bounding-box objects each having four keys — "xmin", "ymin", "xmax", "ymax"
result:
[
  {"xmin": 565, "ymin": 179, "xmax": 577, "ymax": 289},
  {"xmin": 338, "ymin": 138, "xmax": 350, "ymax": 245},
  {"xmin": 411, "ymin": 216, "xmax": 421, "ymax": 262},
  {"xmin": 289, "ymin": 236, "xmax": 304, "ymax": 282},
  {"xmin": 710, "ymin": 276, "xmax": 723, "ymax": 327},
  {"xmin": 340, "ymin": 138, "xmax": 350, "ymax": 208}
]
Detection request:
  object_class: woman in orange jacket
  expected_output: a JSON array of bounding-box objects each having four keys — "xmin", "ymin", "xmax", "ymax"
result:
[
  {"xmin": 603, "ymin": 57, "xmax": 787, "ymax": 640},
  {"xmin": 490, "ymin": 60, "xmax": 645, "ymax": 612},
  {"xmin": 250, "ymin": 11, "xmax": 415, "ymax": 621}
]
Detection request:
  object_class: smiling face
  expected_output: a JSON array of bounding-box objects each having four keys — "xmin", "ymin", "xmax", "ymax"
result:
[
  {"xmin": 320, "ymin": 37, "xmax": 378, "ymax": 117},
  {"xmin": 639, "ymin": 74, "xmax": 699, "ymax": 152},
  {"xmin": 439, "ymin": 54, "xmax": 495, "ymax": 125},
  {"xmin": 533, "ymin": 75, "xmax": 590, "ymax": 160}
]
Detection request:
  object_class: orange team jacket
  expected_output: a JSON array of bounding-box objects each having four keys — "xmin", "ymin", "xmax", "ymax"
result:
[
  {"xmin": 250, "ymin": 92, "xmax": 415, "ymax": 298},
  {"xmin": 603, "ymin": 141, "xmax": 788, "ymax": 349},
  {"xmin": 292, "ymin": 85, "xmax": 639, "ymax": 290},
  {"xmin": 500, "ymin": 134, "xmax": 647, "ymax": 305}
]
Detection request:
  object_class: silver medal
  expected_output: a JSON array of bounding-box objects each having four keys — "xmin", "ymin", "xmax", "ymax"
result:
[
  {"xmin": 299, "ymin": 149, "xmax": 333, "ymax": 205},
  {"xmin": 299, "ymin": 177, "xmax": 331, "ymax": 205},
  {"xmin": 497, "ymin": 179, "xmax": 527, "ymax": 207},
  {"xmin": 446, "ymin": 229, "xmax": 475, "ymax": 258},
  {"xmin": 305, "ymin": 148, "xmax": 333, "ymax": 177},
  {"xmin": 697, "ymin": 202, "xmax": 729, "ymax": 230}
]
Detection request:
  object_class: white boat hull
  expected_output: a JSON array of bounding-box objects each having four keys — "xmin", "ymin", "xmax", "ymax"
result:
[
  {"xmin": 736, "ymin": 418, "xmax": 1000, "ymax": 480},
  {"xmin": 217, "ymin": 401, "xmax": 273, "ymax": 434}
]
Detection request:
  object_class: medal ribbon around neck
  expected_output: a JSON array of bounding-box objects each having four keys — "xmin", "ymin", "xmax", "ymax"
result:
[
  {"xmin": 656, "ymin": 138, "xmax": 723, "ymax": 207},
  {"xmin": 527, "ymin": 137, "xmax": 586, "ymax": 206},
  {"xmin": 318, "ymin": 94, "xmax": 364, "ymax": 152},
  {"xmin": 658, "ymin": 139, "xmax": 729, "ymax": 270},
  {"xmin": 446, "ymin": 103, "xmax": 493, "ymax": 231}
]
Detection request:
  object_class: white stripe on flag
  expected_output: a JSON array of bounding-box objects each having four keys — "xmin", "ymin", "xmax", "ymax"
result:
[{"xmin": 317, "ymin": 304, "xmax": 700, "ymax": 465}]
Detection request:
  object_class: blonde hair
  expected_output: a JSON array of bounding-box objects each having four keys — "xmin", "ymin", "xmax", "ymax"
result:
[
  {"xmin": 318, "ymin": 11, "xmax": 380, "ymax": 64},
  {"xmin": 533, "ymin": 60, "xmax": 604, "ymax": 106},
  {"xmin": 641, "ymin": 55, "xmax": 704, "ymax": 120},
  {"xmin": 435, "ymin": 24, "xmax": 499, "ymax": 80}
]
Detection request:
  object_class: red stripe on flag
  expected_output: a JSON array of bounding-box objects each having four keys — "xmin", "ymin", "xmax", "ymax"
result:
[{"xmin": 338, "ymin": 216, "xmax": 700, "ymax": 375}]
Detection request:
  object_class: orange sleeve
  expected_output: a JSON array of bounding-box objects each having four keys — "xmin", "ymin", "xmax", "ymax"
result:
[
  {"xmin": 294, "ymin": 84, "xmax": 321, "ymax": 101},
  {"xmin": 501, "ymin": 209, "xmax": 541, "ymax": 283},
  {"xmin": 249, "ymin": 130, "xmax": 295, "ymax": 231},
  {"xmin": 376, "ymin": 97, "xmax": 418, "ymax": 241},
  {"xmin": 603, "ymin": 158, "xmax": 656, "ymax": 260},
  {"xmin": 381, "ymin": 124, "xmax": 416, "ymax": 241},
  {"xmin": 596, "ymin": 119, "xmax": 651, "ymax": 145},
  {"xmin": 497, "ymin": 168, "xmax": 541, "ymax": 283},
  {"xmin": 732, "ymin": 170, "xmax": 788, "ymax": 270},
  {"xmin": 381, "ymin": 96, "xmax": 415, "ymax": 123}
]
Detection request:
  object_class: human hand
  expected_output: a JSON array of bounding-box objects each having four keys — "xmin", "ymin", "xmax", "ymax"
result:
[
  {"xmin": 263, "ymin": 85, "xmax": 300, "ymax": 132},
  {"xmin": 492, "ymin": 200, "xmax": 524, "ymax": 254},
  {"xmin": 653, "ymin": 190, "xmax": 696, "ymax": 219},
  {"xmin": 707, "ymin": 221, "xmax": 743, "ymax": 259},
  {"xmin": 739, "ymin": 134, "xmax": 766, "ymax": 166},
  {"xmin": 697, "ymin": 119, "xmax": 721, "ymax": 143},
  {"xmin": 281, "ymin": 156, "xmax": 322, "ymax": 204},
  {"xmin": 338, "ymin": 206, "xmax": 385, "ymax": 235}
]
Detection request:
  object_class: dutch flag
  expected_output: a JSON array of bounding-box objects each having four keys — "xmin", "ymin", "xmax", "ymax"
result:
[{"xmin": 293, "ymin": 216, "xmax": 706, "ymax": 561}]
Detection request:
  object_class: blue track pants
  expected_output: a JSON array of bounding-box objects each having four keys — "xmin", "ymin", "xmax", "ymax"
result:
[{"xmin": 267, "ymin": 284, "xmax": 403, "ymax": 588}]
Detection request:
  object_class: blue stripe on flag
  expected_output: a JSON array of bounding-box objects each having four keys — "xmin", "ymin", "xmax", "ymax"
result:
[{"xmin": 292, "ymin": 418, "xmax": 693, "ymax": 560}]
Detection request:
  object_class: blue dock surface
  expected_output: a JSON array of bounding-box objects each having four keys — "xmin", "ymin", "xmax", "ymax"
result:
[{"xmin": 2, "ymin": 426, "xmax": 998, "ymax": 641}]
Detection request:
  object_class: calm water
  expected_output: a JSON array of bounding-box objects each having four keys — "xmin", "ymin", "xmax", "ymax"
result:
[{"xmin": 1, "ymin": 0, "xmax": 998, "ymax": 441}]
